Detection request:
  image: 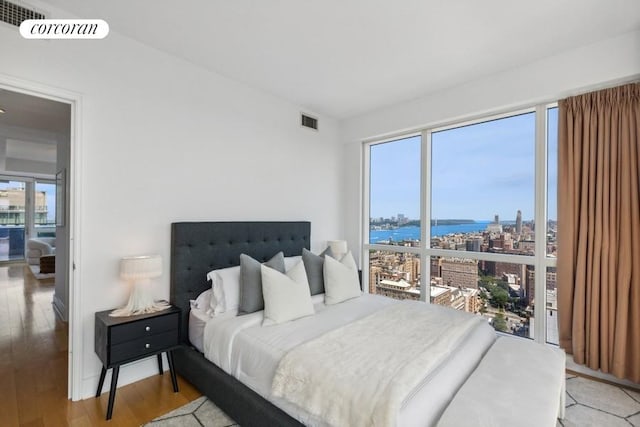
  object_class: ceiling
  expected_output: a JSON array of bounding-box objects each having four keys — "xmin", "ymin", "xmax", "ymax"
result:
[
  {"xmin": 0, "ymin": 88, "xmax": 70, "ymax": 135},
  {"xmin": 0, "ymin": 89, "xmax": 68, "ymax": 174},
  {"xmin": 40, "ymin": 1, "xmax": 640, "ymax": 118}
]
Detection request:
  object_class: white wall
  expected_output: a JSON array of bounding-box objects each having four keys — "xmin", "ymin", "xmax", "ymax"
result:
[
  {"xmin": 0, "ymin": 2, "xmax": 342, "ymax": 399},
  {"xmin": 341, "ymin": 30, "xmax": 640, "ymax": 264}
]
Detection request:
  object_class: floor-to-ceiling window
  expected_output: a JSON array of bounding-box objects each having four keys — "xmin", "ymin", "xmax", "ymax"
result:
[
  {"xmin": 0, "ymin": 177, "xmax": 56, "ymax": 262},
  {"xmin": 363, "ymin": 105, "xmax": 558, "ymax": 344},
  {"xmin": 34, "ymin": 180, "xmax": 56, "ymax": 237},
  {"xmin": 368, "ymin": 135, "xmax": 422, "ymax": 300}
]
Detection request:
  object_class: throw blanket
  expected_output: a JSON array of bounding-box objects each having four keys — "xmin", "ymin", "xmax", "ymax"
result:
[{"xmin": 271, "ymin": 300, "xmax": 483, "ymax": 427}]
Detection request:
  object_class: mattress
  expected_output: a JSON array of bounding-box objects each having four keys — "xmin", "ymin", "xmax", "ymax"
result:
[{"xmin": 198, "ymin": 294, "xmax": 495, "ymax": 426}]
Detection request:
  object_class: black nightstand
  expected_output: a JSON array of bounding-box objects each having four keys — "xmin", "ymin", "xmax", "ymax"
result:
[{"xmin": 94, "ymin": 304, "xmax": 181, "ymax": 420}]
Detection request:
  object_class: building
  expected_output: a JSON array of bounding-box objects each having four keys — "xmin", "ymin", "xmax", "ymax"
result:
[
  {"xmin": 430, "ymin": 286, "xmax": 451, "ymax": 307},
  {"xmin": 503, "ymin": 273, "xmax": 523, "ymax": 297},
  {"xmin": 377, "ymin": 279, "xmax": 420, "ymax": 300},
  {"xmin": 400, "ymin": 255, "xmax": 420, "ymax": 284},
  {"xmin": 516, "ymin": 210, "xmax": 522, "ymax": 234},
  {"xmin": 465, "ymin": 237, "xmax": 483, "ymax": 252},
  {"xmin": 440, "ymin": 258, "xmax": 479, "ymax": 289},
  {"xmin": 519, "ymin": 240, "xmax": 536, "ymax": 252},
  {"xmin": 490, "ymin": 233, "xmax": 513, "ymax": 250},
  {"xmin": 0, "ymin": 188, "xmax": 48, "ymax": 225},
  {"xmin": 369, "ymin": 264, "xmax": 382, "ymax": 294},
  {"xmin": 526, "ymin": 266, "xmax": 558, "ymax": 306},
  {"xmin": 461, "ymin": 287, "xmax": 482, "ymax": 313}
]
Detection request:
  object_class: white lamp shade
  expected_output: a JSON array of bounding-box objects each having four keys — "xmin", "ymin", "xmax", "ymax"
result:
[
  {"xmin": 120, "ymin": 255, "xmax": 162, "ymax": 280},
  {"xmin": 111, "ymin": 254, "xmax": 169, "ymax": 317},
  {"xmin": 328, "ymin": 240, "xmax": 348, "ymax": 256}
]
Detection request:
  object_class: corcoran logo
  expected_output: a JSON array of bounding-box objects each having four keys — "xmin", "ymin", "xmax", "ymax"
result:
[{"xmin": 19, "ymin": 19, "xmax": 109, "ymax": 39}]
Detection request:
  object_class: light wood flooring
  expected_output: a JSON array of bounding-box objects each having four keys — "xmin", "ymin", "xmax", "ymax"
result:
[{"xmin": 0, "ymin": 264, "xmax": 201, "ymax": 427}]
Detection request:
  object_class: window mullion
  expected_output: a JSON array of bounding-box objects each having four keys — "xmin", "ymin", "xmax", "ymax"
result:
[
  {"xmin": 362, "ymin": 141, "xmax": 371, "ymax": 293},
  {"xmin": 534, "ymin": 105, "xmax": 548, "ymax": 344},
  {"xmin": 421, "ymin": 129, "xmax": 431, "ymax": 303}
]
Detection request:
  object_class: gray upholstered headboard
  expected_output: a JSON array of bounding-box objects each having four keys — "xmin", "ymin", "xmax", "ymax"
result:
[{"xmin": 170, "ymin": 221, "xmax": 311, "ymax": 345}]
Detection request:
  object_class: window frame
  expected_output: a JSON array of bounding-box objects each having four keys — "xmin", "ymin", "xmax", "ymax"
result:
[{"xmin": 362, "ymin": 103, "xmax": 558, "ymax": 344}]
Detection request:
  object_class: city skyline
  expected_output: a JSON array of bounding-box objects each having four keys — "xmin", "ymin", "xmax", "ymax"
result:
[{"xmin": 370, "ymin": 109, "xmax": 558, "ymax": 222}]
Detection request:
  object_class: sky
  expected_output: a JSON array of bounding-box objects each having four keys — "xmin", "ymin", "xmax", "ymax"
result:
[{"xmin": 370, "ymin": 108, "xmax": 558, "ymax": 222}]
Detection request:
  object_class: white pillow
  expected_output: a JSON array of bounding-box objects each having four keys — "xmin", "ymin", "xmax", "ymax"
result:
[
  {"xmin": 284, "ymin": 255, "xmax": 302, "ymax": 270},
  {"xmin": 206, "ymin": 265, "xmax": 241, "ymax": 315},
  {"xmin": 323, "ymin": 251, "xmax": 362, "ymax": 305},
  {"xmin": 261, "ymin": 261, "xmax": 314, "ymax": 325},
  {"xmin": 190, "ymin": 288, "xmax": 212, "ymax": 311}
]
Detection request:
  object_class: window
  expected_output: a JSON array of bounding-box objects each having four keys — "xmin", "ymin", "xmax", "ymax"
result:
[
  {"xmin": 431, "ymin": 113, "xmax": 535, "ymax": 255},
  {"xmin": 545, "ymin": 107, "xmax": 559, "ymax": 343},
  {"xmin": 547, "ymin": 107, "xmax": 558, "ymax": 257},
  {"xmin": 35, "ymin": 181, "xmax": 56, "ymax": 236},
  {"xmin": 363, "ymin": 105, "xmax": 558, "ymax": 343},
  {"xmin": 367, "ymin": 135, "xmax": 422, "ymax": 301},
  {"xmin": 0, "ymin": 180, "xmax": 26, "ymax": 261},
  {"xmin": 369, "ymin": 135, "xmax": 421, "ymax": 245}
]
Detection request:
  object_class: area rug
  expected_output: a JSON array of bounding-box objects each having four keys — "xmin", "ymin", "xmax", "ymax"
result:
[
  {"xmin": 144, "ymin": 396, "xmax": 238, "ymax": 427},
  {"xmin": 146, "ymin": 375, "xmax": 640, "ymax": 427},
  {"xmin": 28, "ymin": 264, "xmax": 55, "ymax": 280}
]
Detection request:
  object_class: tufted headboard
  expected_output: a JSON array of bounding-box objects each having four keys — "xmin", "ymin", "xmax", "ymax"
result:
[{"xmin": 170, "ymin": 221, "xmax": 311, "ymax": 345}]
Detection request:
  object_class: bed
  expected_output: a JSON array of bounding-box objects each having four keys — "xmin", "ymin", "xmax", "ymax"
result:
[{"xmin": 170, "ymin": 221, "xmax": 565, "ymax": 427}]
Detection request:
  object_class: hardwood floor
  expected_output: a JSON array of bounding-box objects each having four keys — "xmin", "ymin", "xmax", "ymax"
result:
[{"xmin": 0, "ymin": 264, "xmax": 201, "ymax": 427}]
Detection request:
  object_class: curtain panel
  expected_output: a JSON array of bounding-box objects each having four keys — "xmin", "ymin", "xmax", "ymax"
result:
[{"xmin": 557, "ymin": 83, "xmax": 640, "ymax": 383}]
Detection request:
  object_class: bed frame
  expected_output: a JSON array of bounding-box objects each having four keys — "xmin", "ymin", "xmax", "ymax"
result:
[{"xmin": 170, "ymin": 221, "xmax": 308, "ymax": 427}]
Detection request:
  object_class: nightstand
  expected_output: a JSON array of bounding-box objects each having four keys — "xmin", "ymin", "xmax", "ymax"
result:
[{"xmin": 94, "ymin": 304, "xmax": 181, "ymax": 420}]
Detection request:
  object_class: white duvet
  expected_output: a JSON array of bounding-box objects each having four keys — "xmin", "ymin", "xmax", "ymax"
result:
[
  {"xmin": 271, "ymin": 301, "xmax": 483, "ymax": 427},
  {"xmin": 202, "ymin": 294, "xmax": 495, "ymax": 426}
]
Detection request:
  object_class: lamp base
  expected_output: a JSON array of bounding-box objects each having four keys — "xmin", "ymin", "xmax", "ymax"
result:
[
  {"xmin": 109, "ymin": 281, "xmax": 170, "ymax": 317},
  {"xmin": 109, "ymin": 300, "xmax": 170, "ymax": 317}
]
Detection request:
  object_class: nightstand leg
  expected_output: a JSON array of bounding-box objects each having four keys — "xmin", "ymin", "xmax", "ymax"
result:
[
  {"xmin": 157, "ymin": 353, "xmax": 163, "ymax": 375},
  {"xmin": 106, "ymin": 365, "xmax": 120, "ymax": 420},
  {"xmin": 96, "ymin": 366, "xmax": 107, "ymax": 397},
  {"xmin": 166, "ymin": 350, "xmax": 179, "ymax": 392}
]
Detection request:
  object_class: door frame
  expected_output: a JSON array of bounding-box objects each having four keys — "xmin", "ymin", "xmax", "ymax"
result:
[{"xmin": 0, "ymin": 73, "xmax": 83, "ymax": 400}]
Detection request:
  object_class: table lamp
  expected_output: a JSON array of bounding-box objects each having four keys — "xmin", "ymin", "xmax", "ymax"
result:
[
  {"xmin": 110, "ymin": 254, "xmax": 170, "ymax": 317},
  {"xmin": 328, "ymin": 240, "xmax": 348, "ymax": 260}
]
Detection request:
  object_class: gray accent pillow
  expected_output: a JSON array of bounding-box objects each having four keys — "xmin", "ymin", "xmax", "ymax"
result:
[
  {"xmin": 302, "ymin": 247, "xmax": 334, "ymax": 295},
  {"xmin": 238, "ymin": 252, "xmax": 285, "ymax": 315}
]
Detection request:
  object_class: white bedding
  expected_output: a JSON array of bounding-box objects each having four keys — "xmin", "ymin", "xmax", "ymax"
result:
[
  {"xmin": 188, "ymin": 307, "xmax": 209, "ymax": 353},
  {"xmin": 200, "ymin": 294, "xmax": 496, "ymax": 426},
  {"xmin": 272, "ymin": 301, "xmax": 484, "ymax": 427}
]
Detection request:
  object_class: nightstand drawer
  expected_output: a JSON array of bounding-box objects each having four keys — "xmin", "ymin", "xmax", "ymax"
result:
[
  {"xmin": 110, "ymin": 312, "xmax": 179, "ymax": 345},
  {"xmin": 110, "ymin": 329, "xmax": 179, "ymax": 364}
]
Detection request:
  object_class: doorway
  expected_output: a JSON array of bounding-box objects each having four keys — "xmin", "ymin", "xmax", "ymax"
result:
[{"xmin": 0, "ymin": 78, "xmax": 79, "ymax": 400}]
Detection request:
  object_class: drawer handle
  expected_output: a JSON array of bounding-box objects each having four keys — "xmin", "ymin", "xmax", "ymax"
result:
[
  {"xmin": 145, "ymin": 343, "xmax": 150, "ymax": 349},
  {"xmin": 145, "ymin": 326, "xmax": 151, "ymax": 332}
]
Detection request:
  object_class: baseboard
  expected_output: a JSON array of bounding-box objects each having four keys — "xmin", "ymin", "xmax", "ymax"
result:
[
  {"xmin": 82, "ymin": 354, "xmax": 169, "ymax": 400},
  {"xmin": 566, "ymin": 355, "xmax": 640, "ymax": 391},
  {"xmin": 52, "ymin": 295, "xmax": 67, "ymax": 322}
]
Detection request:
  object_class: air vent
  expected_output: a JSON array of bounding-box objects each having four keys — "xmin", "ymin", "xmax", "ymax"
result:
[
  {"xmin": 0, "ymin": 0, "xmax": 45, "ymax": 27},
  {"xmin": 301, "ymin": 113, "xmax": 318, "ymax": 131}
]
